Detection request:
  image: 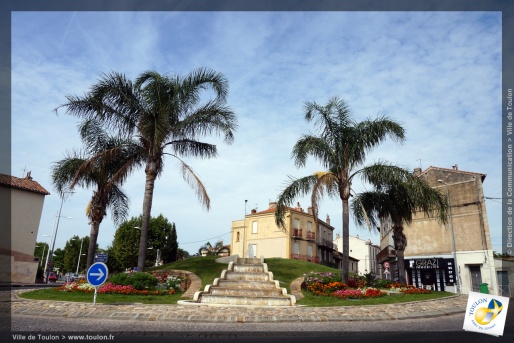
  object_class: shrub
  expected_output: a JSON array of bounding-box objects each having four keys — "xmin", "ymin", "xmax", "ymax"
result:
[{"xmin": 108, "ymin": 272, "xmax": 159, "ymax": 290}]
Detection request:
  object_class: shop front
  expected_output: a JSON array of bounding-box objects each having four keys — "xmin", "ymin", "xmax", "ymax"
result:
[{"xmin": 405, "ymin": 257, "xmax": 456, "ymax": 291}]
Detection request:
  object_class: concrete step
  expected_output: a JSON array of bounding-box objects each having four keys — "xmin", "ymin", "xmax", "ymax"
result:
[
  {"xmin": 198, "ymin": 294, "xmax": 293, "ymax": 306},
  {"xmin": 236, "ymin": 258, "xmax": 262, "ymax": 264},
  {"xmin": 216, "ymin": 279, "xmax": 278, "ymax": 289},
  {"xmin": 209, "ymin": 287, "xmax": 284, "ymax": 297},
  {"xmin": 225, "ymin": 271, "xmax": 269, "ymax": 281},
  {"xmin": 233, "ymin": 264, "xmax": 265, "ymax": 273}
]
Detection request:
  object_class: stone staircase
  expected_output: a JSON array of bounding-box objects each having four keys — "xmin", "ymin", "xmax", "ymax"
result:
[{"xmin": 192, "ymin": 257, "xmax": 296, "ymax": 306}]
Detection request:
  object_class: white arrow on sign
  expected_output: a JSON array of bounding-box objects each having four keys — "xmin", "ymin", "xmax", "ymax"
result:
[{"xmin": 90, "ymin": 268, "xmax": 105, "ymax": 281}]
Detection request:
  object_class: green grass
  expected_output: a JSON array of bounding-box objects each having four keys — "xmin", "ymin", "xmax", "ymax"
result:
[
  {"xmin": 19, "ymin": 287, "xmax": 183, "ymax": 304},
  {"xmin": 19, "ymin": 257, "xmax": 455, "ymax": 306}
]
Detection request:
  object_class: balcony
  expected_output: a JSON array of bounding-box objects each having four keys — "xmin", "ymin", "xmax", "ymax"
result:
[
  {"xmin": 290, "ymin": 253, "xmax": 320, "ymax": 264},
  {"xmin": 318, "ymin": 239, "xmax": 337, "ymax": 250},
  {"xmin": 292, "ymin": 228, "xmax": 303, "ymax": 238},
  {"xmin": 306, "ymin": 231, "xmax": 316, "ymax": 241},
  {"xmin": 377, "ymin": 246, "xmax": 396, "ymax": 263}
]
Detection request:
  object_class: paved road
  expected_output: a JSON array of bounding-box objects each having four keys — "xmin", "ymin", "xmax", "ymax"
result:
[{"xmin": 5, "ymin": 288, "xmax": 514, "ymax": 343}]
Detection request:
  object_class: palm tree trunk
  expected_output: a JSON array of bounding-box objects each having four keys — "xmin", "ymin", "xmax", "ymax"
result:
[
  {"xmin": 392, "ymin": 224, "xmax": 407, "ymax": 284},
  {"xmin": 86, "ymin": 221, "xmax": 100, "ymax": 269},
  {"xmin": 137, "ymin": 162, "xmax": 158, "ymax": 272},
  {"xmin": 341, "ymin": 198, "xmax": 350, "ymax": 284}
]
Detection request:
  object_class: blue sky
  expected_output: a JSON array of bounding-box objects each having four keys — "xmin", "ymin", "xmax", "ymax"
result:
[{"xmin": 10, "ymin": 11, "xmax": 502, "ymax": 255}]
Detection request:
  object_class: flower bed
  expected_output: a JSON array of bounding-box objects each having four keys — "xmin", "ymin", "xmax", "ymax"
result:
[
  {"xmin": 303, "ymin": 272, "xmax": 430, "ymax": 299},
  {"xmin": 56, "ymin": 277, "xmax": 177, "ymax": 295}
]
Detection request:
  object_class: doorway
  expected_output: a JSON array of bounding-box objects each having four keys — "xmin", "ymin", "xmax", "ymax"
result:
[{"xmin": 469, "ymin": 265, "xmax": 482, "ymax": 292}]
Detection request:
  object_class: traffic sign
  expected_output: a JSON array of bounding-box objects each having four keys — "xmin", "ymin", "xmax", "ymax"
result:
[
  {"xmin": 383, "ymin": 262, "xmax": 390, "ymax": 268},
  {"xmin": 87, "ymin": 262, "xmax": 109, "ymax": 287},
  {"xmin": 94, "ymin": 253, "xmax": 108, "ymax": 263}
]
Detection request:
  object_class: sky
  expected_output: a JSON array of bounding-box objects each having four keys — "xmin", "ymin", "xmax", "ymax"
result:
[{"xmin": 10, "ymin": 11, "xmax": 503, "ymax": 256}]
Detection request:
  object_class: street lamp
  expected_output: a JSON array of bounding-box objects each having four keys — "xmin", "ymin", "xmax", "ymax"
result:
[
  {"xmin": 438, "ymin": 179, "xmax": 461, "ymax": 295},
  {"xmin": 44, "ymin": 191, "xmax": 74, "ymax": 283},
  {"xmin": 71, "ymin": 238, "xmax": 85, "ymax": 275},
  {"xmin": 242, "ymin": 200, "xmax": 247, "ymax": 258}
]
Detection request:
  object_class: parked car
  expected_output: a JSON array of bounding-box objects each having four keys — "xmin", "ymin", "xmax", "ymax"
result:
[
  {"xmin": 64, "ymin": 272, "xmax": 77, "ymax": 282},
  {"xmin": 48, "ymin": 272, "xmax": 57, "ymax": 282}
]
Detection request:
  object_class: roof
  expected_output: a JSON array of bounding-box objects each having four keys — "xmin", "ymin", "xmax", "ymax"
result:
[
  {"xmin": 419, "ymin": 166, "xmax": 486, "ymax": 182},
  {"xmin": 0, "ymin": 173, "xmax": 50, "ymax": 195}
]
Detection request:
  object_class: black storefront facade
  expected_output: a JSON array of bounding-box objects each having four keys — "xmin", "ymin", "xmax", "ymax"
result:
[{"xmin": 405, "ymin": 257, "xmax": 456, "ymax": 291}]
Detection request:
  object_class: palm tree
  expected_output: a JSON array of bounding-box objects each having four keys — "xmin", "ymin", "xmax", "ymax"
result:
[
  {"xmin": 51, "ymin": 119, "xmax": 140, "ymax": 269},
  {"xmin": 56, "ymin": 68, "xmax": 237, "ymax": 272},
  {"xmin": 275, "ymin": 97, "xmax": 406, "ymax": 283},
  {"xmin": 351, "ymin": 173, "xmax": 448, "ymax": 284}
]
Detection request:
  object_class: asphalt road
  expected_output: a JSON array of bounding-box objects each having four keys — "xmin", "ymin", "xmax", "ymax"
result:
[{"xmin": 8, "ymin": 309, "xmax": 514, "ymax": 343}]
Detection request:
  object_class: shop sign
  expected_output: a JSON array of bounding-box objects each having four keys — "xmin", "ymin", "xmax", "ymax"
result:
[
  {"xmin": 407, "ymin": 258, "xmax": 439, "ymax": 269},
  {"xmin": 443, "ymin": 259, "xmax": 455, "ymax": 285}
]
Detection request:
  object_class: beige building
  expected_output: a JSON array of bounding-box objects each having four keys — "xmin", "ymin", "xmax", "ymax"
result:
[
  {"xmin": 0, "ymin": 172, "xmax": 50, "ymax": 283},
  {"xmin": 378, "ymin": 166, "xmax": 498, "ymax": 295},
  {"xmin": 231, "ymin": 201, "xmax": 340, "ymax": 267}
]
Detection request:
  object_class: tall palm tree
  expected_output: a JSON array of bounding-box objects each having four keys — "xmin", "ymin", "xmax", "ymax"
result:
[
  {"xmin": 351, "ymin": 173, "xmax": 448, "ymax": 284},
  {"xmin": 56, "ymin": 68, "xmax": 237, "ymax": 272},
  {"xmin": 275, "ymin": 97, "xmax": 406, "ymax": 283},
  {"xmin": 51, "ymin": 119, "xmax": 141, "ymax": 269}
]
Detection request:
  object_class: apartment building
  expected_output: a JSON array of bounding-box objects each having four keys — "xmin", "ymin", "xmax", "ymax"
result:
[
  {"xmin": 378, "ymin": 165, "xmax": 498, "ymax": 295},
  {"xmin": 230, "ymin": 201, "xmax": 339, "ymax": 266}
]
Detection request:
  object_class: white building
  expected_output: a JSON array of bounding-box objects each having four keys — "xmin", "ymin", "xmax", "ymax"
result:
[{"xmin": 334, "ymin": 234, "xmax": 380, "ymax": 276}]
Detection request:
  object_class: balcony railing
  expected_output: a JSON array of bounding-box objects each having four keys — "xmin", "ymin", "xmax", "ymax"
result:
[
  {"xmin": 290, "ymin": 253, "xmax": 320, "ymax": 264},
  {"xmin": 318, "ymin": 239, "xmax": 337, "ymax": 250},
  {"xmin": 292, "ymin": 228, "xmax": 303, "ymax": 238},
  {"xmin": 306, "ymin": 231, "xmax": 316, "ymax": 241},
  {"xmin": 377, "ymin": 246, "xmax": 396, "ymax": 263}
]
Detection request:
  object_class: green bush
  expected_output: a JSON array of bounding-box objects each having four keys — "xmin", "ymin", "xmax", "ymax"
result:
[{"xmin": 108, "ymin": 272, "xmax": 159, "ymax": 290}]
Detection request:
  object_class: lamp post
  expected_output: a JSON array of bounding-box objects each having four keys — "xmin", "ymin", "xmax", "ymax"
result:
[
  {"xmin": 438, "ymin": 179, "xmax": 461, "ymax": 295},
  {"xmin": 242, "ymin": 200, "xmax": 248, "ymax": 258},
  {"xmin": 44, "ymin": 191, "xmax": 74, "ymax": 283},
  {"xmin": 71, "ymin": 238, "xmax": 85, "ymax": 275}
]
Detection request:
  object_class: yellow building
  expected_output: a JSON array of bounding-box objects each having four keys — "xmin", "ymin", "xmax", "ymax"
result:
[{"xmin": 231, "ymin": 201, "xmax": 339, "ymax": 267}]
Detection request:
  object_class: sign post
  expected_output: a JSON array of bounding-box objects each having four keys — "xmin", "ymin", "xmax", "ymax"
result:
[{"xmin": 86, "ymin": 262, "xmax": 109, "ymax": 305}]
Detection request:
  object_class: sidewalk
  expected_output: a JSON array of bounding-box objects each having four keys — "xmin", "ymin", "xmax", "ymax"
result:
[{"xmin": 10, "ymin": 288, "xmax": 468, "ymax": 323}]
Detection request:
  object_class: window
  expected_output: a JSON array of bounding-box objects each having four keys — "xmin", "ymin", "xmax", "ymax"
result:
[
  {"xmin": 307, "ymin": 222, "xmax": 312, "ymax": 232},
  {"xmin": 252, "ymin": 221, "xmax": 258, "ymax": 234},
  {"xmin": 294, "ymin": 243, "xmax": 299, "ymax": 255},
  {"xmin": 294, "ymin": 218, "xmax": 300, "ymax": 229},
  {"xmin": 236, "ymin": 231, "xmax": 240, "ymax": 242},
  {"xmin": 308, "ymin": 245, "xmax": 312, "ymax": 257}
]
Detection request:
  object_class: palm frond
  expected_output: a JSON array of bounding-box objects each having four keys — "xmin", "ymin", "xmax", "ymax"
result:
[
  {"xmin": 275, "ymin": 174, "xmax": 319, "ymax": 229},
  {"xmin": 164, "ymin": 139, "xmax": 218, "ymax": 159},
  {"xmin": 176, "ymin": 156, "xmax": 211, "ymax": 211},
  {"xmin": 292, "ymin": 135, "xmax": 335, "ymax": 170}
]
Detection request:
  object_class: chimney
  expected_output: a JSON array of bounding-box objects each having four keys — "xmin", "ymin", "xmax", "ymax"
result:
[
  {"xmin": 413, "ymin": 168, "xmax": 421, "ymax": 176},
  {"xmin": 326, "ymin": 214, "xmax": 330, "ymax": 225},
  {"xmin": 307, "ymin": 206, "xmax": 313, "ymax": 215},
  {"xmin": 452, "ymin": 164, "xmax": 458, "ymax": 170},
  {"xmin": 251, "ymin": 209, "xmax": 257, "ymax": 214},
  {"xmin": 25, "ymin": 171, "xmax": 32, "ymax": 180},
  {"xmin": 269, "ymin": 201, "xmax": 277, "ymax": 209}
]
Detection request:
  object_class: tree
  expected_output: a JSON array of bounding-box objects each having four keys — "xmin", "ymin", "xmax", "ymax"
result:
[
  {"xmin": 57, "ymin": 68, "xmax": 237, "ymax": 272},
  {"xmin": 275, "ymin": 97, "xmax": 406, "ymax": 283},
  {"xmin": 51, "ymin": 119, "xmax": 139, "ymax": 269},
  {"xmin": 62, "ymin": 235, "xmax": 92, "ymax": 274},
  {"xmin": 351, "ymin": 171, "xmax": 448, "ymax": 284},
  {"xmin": 176, "ymin": 248, "xmax": 190, "ymax": 260},
  {"xmin": 112, "ymin": 214, "xmax": 176, "ymax": 269},
  {"xmin": 168, "ymin": 223, "xmax": 178, "ymax": 263}
]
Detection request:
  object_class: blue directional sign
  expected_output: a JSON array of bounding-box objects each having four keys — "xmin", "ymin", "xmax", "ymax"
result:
[
  {"xmin": 94, "ymin": 253, "xmax": 108, "ymax": 263},
  {"xmin": 87, "ymin": 262, "xmax": 109, "ymax": 287}
]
